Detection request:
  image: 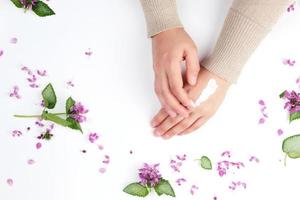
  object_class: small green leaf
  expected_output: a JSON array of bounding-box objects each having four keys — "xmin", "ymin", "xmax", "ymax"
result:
[
  {"xmin": 290, "ymin": 112, "xmax": 300, "ymax": 123},
  {"xmin": 32, "ymin": 1, "xmax": 55, "ymax": 17},
  {"xmin": 200, "ymin": 156, "xmax": 212, "ymax": 170},
  {"xmin": 154, "ymin": 179, "xmax": 175, "ymax": 197},
  {"xmin": 123, "ymin": 183, "xmax": 149, "ymax": 197},
  {"xmin": 42, "ymin": 83, "xmax": 57, "ymax": 109},
  {"xmin": 66, "ymin": 97, "xmax": 75, "ymax": 114},
  {"xmin": 42, "ymin": 112, "xmax": 71, "ymax": 127},
  {"xmin": 282, "ymin": 134, "xmax": 300, "ymax": 159},
  {"xmin": 11, "ymin": 0, "xmax": 23, "ymax": 8},
  {"xmin": 66, "ymin": 117, "xmax": 83, "ymax": 133},
  {"xmin": 279, "ymin": 90, "xmax": 286, "ymax": 98}
]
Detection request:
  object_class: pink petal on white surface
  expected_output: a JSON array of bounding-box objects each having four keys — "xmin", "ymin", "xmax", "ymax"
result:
[
  {"xmin": 10, "ymin": 37, "xmax": 18, "ymax": 44},
  {"xmin": 27, "ymin": 159, "xmax": 35, "ymax": 165},
  {"xmin": 277, "ymin": 129, "xmax": 284, "ymax": 136},
  {"xmin": 36, "ymin": 142, "xmax": 42, "ymax": 149},
  {"xmin": 7, "ymin": 178, "xmax": 14, "ymax": 186}
]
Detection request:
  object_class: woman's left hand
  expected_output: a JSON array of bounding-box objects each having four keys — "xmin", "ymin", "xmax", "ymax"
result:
[{"xmin": 151, "ymin": 67, "xmax": 231, "ymax": 139}]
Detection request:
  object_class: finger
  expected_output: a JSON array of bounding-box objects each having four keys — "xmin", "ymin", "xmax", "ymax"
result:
[
  {"xmin": 167, "ymin": 63, "xmax": 195, "ymax": 110},
  {"xmin": 179, "ymin": 116, "xmax": 208, "ymax": 135},
  {"xmin": 162, "ymin": 112, "xmax": 200, "ymax": 139},
  {"xmin": 155, "ymin": 75, "xmax": 177, "ymax": 117},
  {"xmin": 185, "ymin": 48, "xmax": 200, "ymax": 86},
  {"xmin": 154, "ymin": 115, "xmax": 184, "ymax": 136},
  {"xmin": 151, "ymin": 108, "xmax": 168, "ymax": 128},
  {"xmin": 161, "ymin": 73, "xmax": 190, "ymax": 117}
]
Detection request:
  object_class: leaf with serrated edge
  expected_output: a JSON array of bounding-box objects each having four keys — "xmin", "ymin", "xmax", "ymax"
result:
[
  {"xmin": 11, "ymin": 0, "xmax": 23, "ymax": 8},
  {"xmin": 154, "ymin": 179, "xmax": 175, "ymax": 197},
  {"xmin": 42, "ymin": 83, "xmax": 57, "ymax": 109},
  {"xmin": 200, "ymin": 156, "xmax": 212, "ymax": 170},
  {"xmin": 282, "ymin": 134, "xmax": 300, "ymax": 159},
  {"xmin": 123, "ymin": 183, "xmax": 149, "ymax": 197},
  {"xmin": 290, "ymin": 112, "xmax": 300, "ymax": 123},
  {"xmin": 66, "ymin": 117, "xmax": 83, "ymax": 133},
  {"xmin": 32, "ymin": 1, "xmax": 55, "ymax": 17}
]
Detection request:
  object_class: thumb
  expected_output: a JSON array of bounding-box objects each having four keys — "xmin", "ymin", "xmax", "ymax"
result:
[{"xmin": 185, "ymin": 50, "xmax": 200, "ymax": 86}]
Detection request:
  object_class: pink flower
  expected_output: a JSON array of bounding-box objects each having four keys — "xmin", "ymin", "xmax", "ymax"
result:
[
  {"xmin": 99, "ymin": 168, "xmax": 106, "ymax": 173},
  {"xmin": 277, "ymin": 129, "xmax": 284, "ymax": 136},
  {"xmin": 37, "ymin": 69, "xmax": 47, "ymax": 76},
  {"xmin": 12, "ymin": 130, "xmax": 22, "ymax": 137},
  {"xmin": 221, "ymin": 151, "xmax": 231, "ymax": 158},
  {"xmin": 67, "ymin": 80, "xmax": 75, "ymax": 87},
  {"xmin": 190, "ymin": 184, "xmax": 199, "ymax": 195},
  {"xmin": 138, "ymin": 163, "xmax": 161, "ymax": 187},
  {"xmin": 229, "ymin": 181, "xmax": 247, "ymax": 190},
  {"xmin": 0, "ymin": 50, "xmax": 3, "ymax": 57},
  {"xmin": 69, "ymin": 102, "xmax": 89, "ymax": 123},
  {"xmin": 249, "ymin": 156, "xmax": 260, "ymax": 163},
  {"xmin": 88, "ymin": 132, "xmax": 99, "ymax": 143},
  {"xmin": 27, "ymin": 159, "xmax": 35, "ymax": 165},
  {"xmin": 176, "ymin": 178, "xmax": 186, "ymax": 186}
]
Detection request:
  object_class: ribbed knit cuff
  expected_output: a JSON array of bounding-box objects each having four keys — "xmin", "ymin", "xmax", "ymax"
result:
[
  {"xmin": 201, "ymin": 9, "xmax": 268, "ymax": 83},
  {"xmin": 140, "ymin": 0, "xmax": 183, "ymax": 37}
]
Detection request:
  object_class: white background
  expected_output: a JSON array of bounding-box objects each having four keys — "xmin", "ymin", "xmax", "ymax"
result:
[{"xmin": 1, "ymin": 0, "xmax": 300, "ymax": 199}]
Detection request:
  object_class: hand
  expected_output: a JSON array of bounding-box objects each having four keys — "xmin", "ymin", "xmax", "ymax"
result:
[
  {"xmin": 152, "ymin": 28, "xmax": 200, "ymax": 118},
  {"xmin": 151, "ymin": 68, "xmax": 231, "ymax": 139}
]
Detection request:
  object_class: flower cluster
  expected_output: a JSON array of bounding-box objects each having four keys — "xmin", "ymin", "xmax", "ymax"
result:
[
  {"xmin": 139, "ymin": 163, "xmax": 161, "ymax": 187},
  {"xmin": 70, "ymin": 102, "xmax": 89, "ymax": 123},
  {"xmin": 282, "ymin": 90, "xmax": 300, "ymax": 114}
]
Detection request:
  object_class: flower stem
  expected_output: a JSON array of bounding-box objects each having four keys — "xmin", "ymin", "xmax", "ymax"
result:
[
  {"xmin": 284, "ymin": 153, "xmax": 288, "ymax": 167},
  {"xmin": 14, "ymin": 112, "xmax": 66, "ymax": 118}
]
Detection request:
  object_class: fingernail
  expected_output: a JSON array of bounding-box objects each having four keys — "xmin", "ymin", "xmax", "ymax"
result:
[{"xmin": 190, "ymin": 76, "xmax": 197, "ymax": 85}]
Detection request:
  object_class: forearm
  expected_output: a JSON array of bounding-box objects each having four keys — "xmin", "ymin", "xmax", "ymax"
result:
[
  {"xmin": 201, "ymin": 0, "xmax": 292, "ymax": 83},
  {"xmin": 139, "ymin": 0, "xmax": 183, "ymax": 37}
]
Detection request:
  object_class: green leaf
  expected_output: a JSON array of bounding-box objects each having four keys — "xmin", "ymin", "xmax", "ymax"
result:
[
  {"xmin": 154, "ymin": 179, "xmax": 175, "ymax": 197},
  {"xmin": 66, "ymin": 117, "xmax": 83, "ymax": 133},
  {"xmin": 290, "ymin": 112, "xmax": 300, "ymax": 123},
  {"xmin": 66, "ymin": 97, "xmax": 75, "ymax": 114},
  {"xmin": 279, "ymin": 90, "xmax": 286, "ymax": 98},
  {"xmin": 42, "ymin": 83, "xmax": 57, "ymax": 109},
  {"xmin": 42, "ymin": 112, "xmax": 71, "ymax": 127},
  {"xmin": 32, "ymin": 1, "xmax": 55, "ymax": 17},
  {"xmin": 11, "ymin": 0, "xmax": 23, "ymax": 8},
  {"xmin": 282, "ymin": 134, "xmax": 300, "ymax": 159},
  {"xmin": 200, "ymin": 156, "xmax": 212, "ymax": 170},
  {"xmin": 123, "ymin": 183, "xmax": 149, "ymax": 197}
]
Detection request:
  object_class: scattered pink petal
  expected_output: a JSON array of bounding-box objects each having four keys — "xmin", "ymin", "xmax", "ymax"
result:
[
  {"xmin": 85, "ymin": 48, "xmax": 93, "ymax": 56},
  {"xmin": 287, "ymin": 2, "xmax": 296, "ymax": 12},
  {"xmin": 27, "ymin": 159, "xmax": 35, "ymax": 165},
  {"xmin": 283, "ymin": 58, "xmax": 296, "ymax": 66},
  {"xmin": 98, "ymin": 144, "xmax": 104, "ymax": 150},
  {"xmin": 190, "ymin": 184, "xmax": 199, "ymax": 195},
  {"xmin": 258, "ymin": 100, "xmax": 265, "ymax": 106},
  {"xmin": 277, "ymin": 129, "xmax": 284, "ymax": 136},
  {"xmin": 221, "ymin": 151, "xmax": 231, "ymax": 158},
  {"xmin": 176, "ymin": 178, "xmax": 186, "ymax": 186},
  {"xmin": 67, "ymin": 80, "xmax": 75, "ymax": 87},
  {"xmin": 217, "ymin": 160, "xmax": 245, "ymax": 177},
  {"xmin": 37, "ymin": 69, "xmax": 47, "ymax": 76},
  {"xmin": 170, "ymin": 154, "xmax": 187, "ymax": 173},
  {"xmin": 10, "ymin": 37, "xmax": 18, "ymax": 44},
  {"xmin": 102, "ymin": 155, "xmax": 110, "ymax": 164},
  {"xmin": 0, "ymin": 50, "xmax": 3, "ymax": 57},
  {"xmin": 229, "ymin": 181, "xmax": 247, "ymax": 190},
  {"xmin": 9, "ymin": 86, "xmax": 21, "ymax": 99},
  {"xmin": 36, "ymin": 142, "xmax": 42, "ymax": 149},
  {"xmin": 35, "ymin": 119, "xmax": 45, "ymax": 127},
  {"xmin": 12, "ymin": 130, "xmax": 22, "ymax": 137},
  {"xmin": 258, "ymin": 118, "xmax": 265, "ymax": 124},
  {"xmin": 249, "ymin": 156, "xmax": 260, "ymax": 163},
  {"xmin": 6, "ymin": 178, "xmax": 14, "ymax": 186},
  {"xmin": 99, "ymin": 168, "xmax": 106, "ymax": 173}
]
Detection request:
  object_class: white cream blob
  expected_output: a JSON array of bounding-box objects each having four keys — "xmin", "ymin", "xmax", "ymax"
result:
[{"xmin": 195, "ymin": 79, "xmax": 218, "ymax": 106}]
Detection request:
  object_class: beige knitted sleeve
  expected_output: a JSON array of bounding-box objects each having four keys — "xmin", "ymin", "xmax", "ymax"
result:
[
  {"xmin": 201, "ymin": 0, "xmax": 291, "ymax": 83},
  {"xmin": 139, "ymin": 0, "xmax": 183, "ymax": 37}
]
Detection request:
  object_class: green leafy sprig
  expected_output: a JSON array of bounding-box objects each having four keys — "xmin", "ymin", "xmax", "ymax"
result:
[
  {"xmin": 123, "ymin": 179, "xmax": 175, "ymax": 198},
  {"xmin": 14, "ymin": 83, "xmax": 83, "ymax": 133},
  {"xmin": 195, "ymin": 156, "xmax": 212, "ymax": 170},
  {"xmin": 10, "ymin": 0, "xmax": 55, "ymax": 17}
]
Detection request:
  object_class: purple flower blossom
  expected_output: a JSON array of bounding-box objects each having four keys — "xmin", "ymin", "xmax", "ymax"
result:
[
  {"xmin": 67, "ymin": 80, "xmax": 75, "ymax": 87},
  {"xmin": 37, "ymin": 69, "xmax": 47, "ymax": 76},
  {"xmin": 12, "ymin": 130, "xmax": 22, "ymax": 137},
  {"xmin": 88, "ymin": 132, "xmax": 99, "ymax": 143},
  {"xmin": 0, "ymin": 50, "xmax": 3, "ymax": 57},
  {"xmin": 176, "ymin": 178, "xmax": 186, "ymax": 186},
  {"xmin": 7, "ymin": 178, "xmax": 14, "ymax": 186},
  {"xmin": 283, "ymin": 58, "xmax": 296, "ymax": 66},
  {"xmin": 138, "ymin": 163, "xmax": 161, "ymax": 187},
  {"xmin": 69, "ymin": 102, "xmax": 88, "ymax": 123},
  {"xmin": 287, "ymin": 2, "xmax": 296, "ymax": 12},
  {"xmin": 282, "ymin": 90, "xmax": 300, "ymax": 114},
  {"xmin": 85, "ymin": 48, "xmax": 93, "ymax": 56},
  {"xmin": 20, "ymin": 0, "xmax": 37, "ymax": 10},
  {"xmin": 9, "ymin": 86, "xmax": 21, "ymax": 99}
]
